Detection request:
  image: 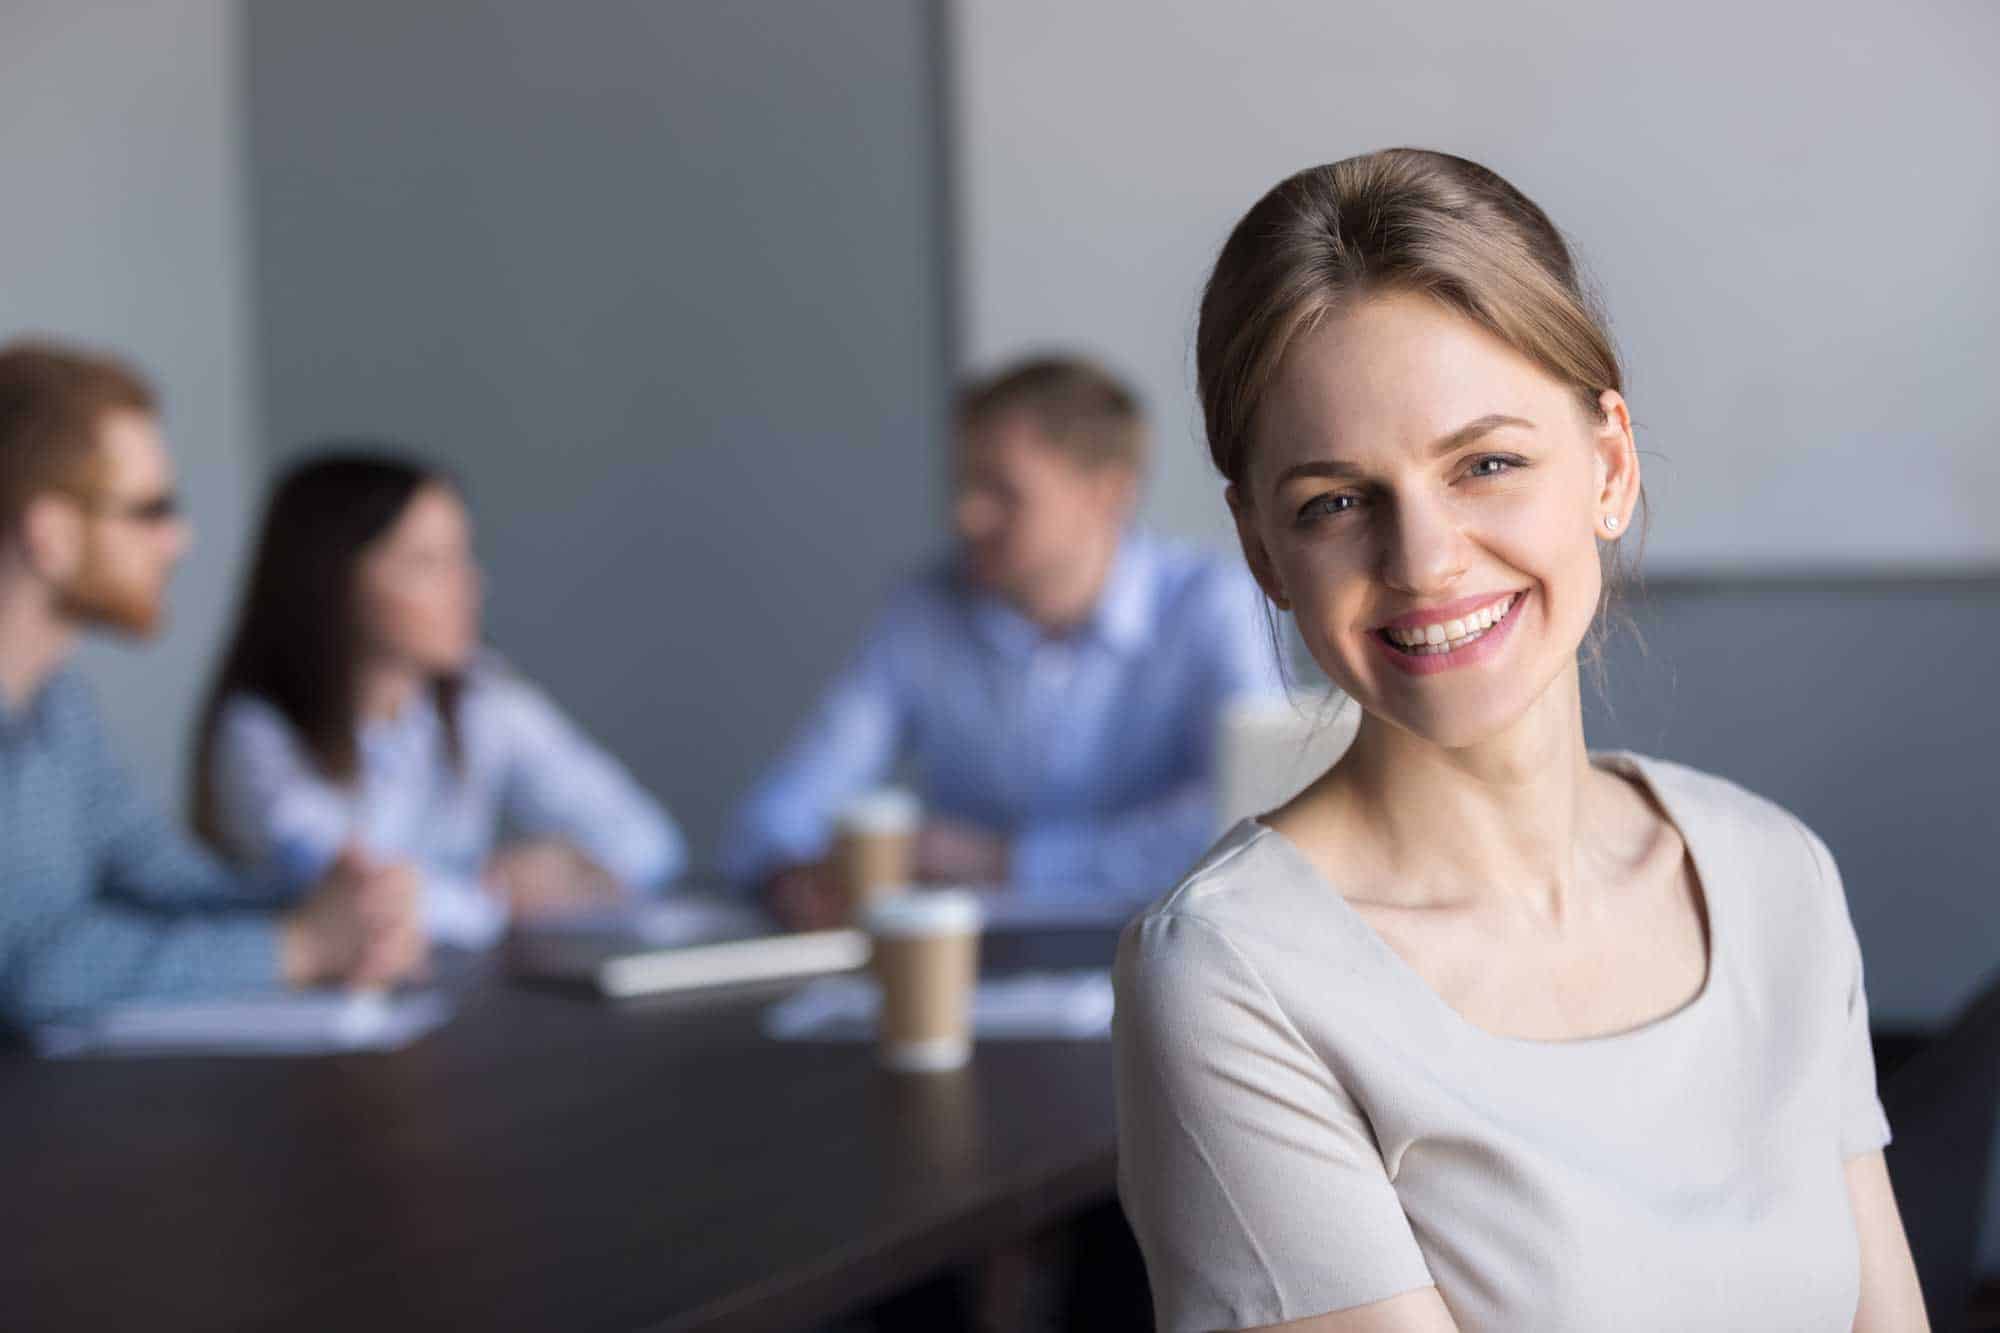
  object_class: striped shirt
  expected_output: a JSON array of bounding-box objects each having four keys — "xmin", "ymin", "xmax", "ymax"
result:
[{"xmin": 0, "ymin": 669, "xmax": 280, "ymax": 1028}]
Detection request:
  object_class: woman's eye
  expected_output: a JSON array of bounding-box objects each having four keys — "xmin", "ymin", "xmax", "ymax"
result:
[{"xmin": 1466, "ymin": 455, "xmax": 1520, "ymax": 479}]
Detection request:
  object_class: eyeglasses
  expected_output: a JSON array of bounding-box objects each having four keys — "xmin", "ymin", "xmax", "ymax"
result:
[{"xmin": 60, "ymin": 489, "xmax": 184, "ymax": 525}]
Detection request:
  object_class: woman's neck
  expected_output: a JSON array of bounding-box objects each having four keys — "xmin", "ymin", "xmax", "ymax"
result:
[
  {"xmin": 355, "ymin": 663, "xmax": 425, "ymax": 726},
  {"xmin": 1303, "ymin": 668, "xmax": 1618, "ymax": 923}
]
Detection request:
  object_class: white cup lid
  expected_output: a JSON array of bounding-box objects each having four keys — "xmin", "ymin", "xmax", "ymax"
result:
[
  {"xmin": 865, "ymin": 888, "xmax": 983, "ymax": 937},
  {"xmin": 836, "ymin": 787, "xmax": 922, "ymax": 835}
]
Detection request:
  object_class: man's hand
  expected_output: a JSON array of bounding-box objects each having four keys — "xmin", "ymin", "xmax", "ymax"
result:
[
  {"xmin": 280, "ymin": 846, "xmax": 428, "ymax": 987},
  {"xmin": 914, "ymin": 817, "xmax": 1010, "ymax": 885},
  {"xmin": 764, "ymin": 861, "xmax": 847, "ymax": 932},
  {"xmin": 484, "ymin": 839, "xmax": 624, "ymax": 920}
]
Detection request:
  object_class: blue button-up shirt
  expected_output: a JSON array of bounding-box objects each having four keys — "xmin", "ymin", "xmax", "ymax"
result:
[
  {"xmin": 0, "ymin": 668, "xmax": 280, "ymax": 1028},
  {"xmin": 720, "ymin": 532, "xmax": 1285, "ymax": 902}
]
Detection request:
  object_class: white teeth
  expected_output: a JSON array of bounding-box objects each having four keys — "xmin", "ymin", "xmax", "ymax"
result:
[{"xmin": 1383, "ymin": 592, "xmax": 1521, "ymax": 653}]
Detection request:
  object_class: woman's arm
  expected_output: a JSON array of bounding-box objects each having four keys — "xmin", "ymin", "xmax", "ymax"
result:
[
  {"xmin": 1248, "ymin": 1287, "xmax": 1461, "ymax": 1332},
  {"xmin": 1846, "ymin": 1150, "xmax": 1929, "ymax": 1332},
  {"xmin": 1247, "ymin": 1155, "xmax": 1924, "ymax": 1333},
  {"xmin": 1114, "ymin": 912, "xmax": 1439, "ymax": 1331},
  {"xmin": 1241, "ymin": 1153, "xmax": 1918, "ymax": 1333},
  {"xmin": 489, "ymin": 674, "xmax": 684, "ymax": 892}
]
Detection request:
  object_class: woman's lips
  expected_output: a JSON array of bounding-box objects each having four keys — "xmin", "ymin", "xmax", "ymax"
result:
[
  {"xmin": 1371, "ymin": 588, "xmax": 1529, "ymax": 677},
  {"xmin": 1372, "ymin": 589, "xmax": 1523, "ymax": 635}
]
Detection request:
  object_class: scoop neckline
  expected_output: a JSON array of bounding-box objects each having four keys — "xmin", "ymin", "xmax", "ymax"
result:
[{"xmin": 1246, "ymin": 749, "xmax": 1721, "ymax": 1052}]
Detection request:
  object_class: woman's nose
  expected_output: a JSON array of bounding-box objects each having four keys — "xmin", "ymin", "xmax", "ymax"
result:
[{"xmin": 1377, "ymin": 494, "xmax": 1467, "ymax": 596}]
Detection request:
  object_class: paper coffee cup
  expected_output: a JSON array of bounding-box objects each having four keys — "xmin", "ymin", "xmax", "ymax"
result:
[
  {"xmin": 865, "ymin": 890, "xmax": 982, "ymax": 1072},
  {"xmin": 833, "ymin": 788, "xmax": 921, "ymax": 922}
]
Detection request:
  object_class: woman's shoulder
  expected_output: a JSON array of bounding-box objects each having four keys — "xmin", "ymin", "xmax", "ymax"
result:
[
  {"xmin": 1116, "ymin": 819, "xmax": 1342, "ymax": 1015},
  {"xmin": 456, "ymin": 653, "xmax": 610, "ymax": 758},
  {"xmin": 457, "ymin": 649, "xmax": 521, "ymax": 694},
  {"xmin": 455, "ymin": 651, "xmax": 557, "ymax": 722},
  {"xmin": 213, "ymin": 691, "xmax": 302, "ymax": 752},
  {"xmin": 1606, "ymin": 750, "xmax": 1846, "ymax": 933},
  {"xmin": 207, "ymin": 693, "xmax": 327, "ymax": 802},
  {"xmin": 1131, "ymin": 817, "xmax": 1307, "ymax": 931}
]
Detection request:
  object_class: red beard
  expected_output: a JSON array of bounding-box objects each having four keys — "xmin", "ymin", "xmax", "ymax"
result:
[{"xmin": 54, "ymin": 555, "xmax": 165, "ymax": 637}]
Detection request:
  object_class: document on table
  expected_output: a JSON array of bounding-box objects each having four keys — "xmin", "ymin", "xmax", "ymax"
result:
[
  {"xmin": 521, "ymin": 897, "xmax": 773, "ymax": 948},
  {"xmin": 33, "ymin": 990, "xmax": 454, "ymax": 1058},
  {"xmin": 763, "ymin": 969, "xmax": 1114, "ymax": 1042}
]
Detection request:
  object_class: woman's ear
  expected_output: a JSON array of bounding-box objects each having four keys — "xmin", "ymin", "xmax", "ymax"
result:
[
  {"xmin": 1591, "ymin": 390, "xmax": 1640, "ymax": 540},
  {"xmin": 1227, "ymin": 483, "xmax": 1291, "ymax": 610}
]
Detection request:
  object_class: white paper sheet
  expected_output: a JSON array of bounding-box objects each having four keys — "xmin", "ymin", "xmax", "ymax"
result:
[
  {"xmin": 520, "ymin": 898, "xmax": 770, "ymax": 948},
  {"xmin": 33, "ymin": 990, "xmax": 455, "ymax": 1058},
  {"xmin": 763, "ymin": 969, "xmax": 1113, "ymax": 1042}
]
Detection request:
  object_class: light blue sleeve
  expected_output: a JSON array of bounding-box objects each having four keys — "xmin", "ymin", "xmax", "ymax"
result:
[
  {"xmin": 207, "ymin": 696, "xmax": 511, "ymax": 947},
  {"xmin": 717, "ymin": 598, "xmax": 914, "ymax": 888},
  {"xmin": 490, "ymin": 674, "xmax": 686, "ymax": 894},
  {"xmin": 205, "ymin": 696, "xmax": 356, "ymax": 895}
]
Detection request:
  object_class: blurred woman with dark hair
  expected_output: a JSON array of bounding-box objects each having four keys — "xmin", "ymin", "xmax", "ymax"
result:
[{"xmin": 194, "ymin": 448, "xmax": 683, "ymax": 948}]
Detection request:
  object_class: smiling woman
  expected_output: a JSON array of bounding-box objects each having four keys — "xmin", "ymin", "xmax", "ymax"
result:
[{"xmin": 1111, "ymin": 149, "xmax": 1930, "ymax": 1333}]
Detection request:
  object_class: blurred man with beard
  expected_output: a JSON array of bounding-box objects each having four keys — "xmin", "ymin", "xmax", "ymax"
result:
[{"xmin": 0, "ymin": 338, "xmax": 426, "ymax": 1031}]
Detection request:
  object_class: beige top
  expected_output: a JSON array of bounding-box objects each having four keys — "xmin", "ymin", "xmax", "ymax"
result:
[{"xmin": 1113, "ymin": 752, "xmax": 1891, "ymax": 1333}]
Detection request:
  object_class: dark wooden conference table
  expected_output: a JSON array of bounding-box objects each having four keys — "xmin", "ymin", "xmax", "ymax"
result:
[{"xmin": 0, "ymin": 925, "xmax": 1125, "ymax": 1331}]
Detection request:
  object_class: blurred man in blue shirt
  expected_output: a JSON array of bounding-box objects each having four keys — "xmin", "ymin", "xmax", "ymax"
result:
[
  {"xmin": 0, "ymin": 339, "xmax": 425, "ymax": 1030},
  {"xmin": 723, "ymin": 356, "xmax": 1283, "ymax": 927}
]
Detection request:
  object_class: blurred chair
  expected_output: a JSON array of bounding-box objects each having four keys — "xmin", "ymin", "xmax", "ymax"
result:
[
  {"xmin": 1882, "ymin": 965, "xmax": 2000, "ymax": 1331},
  {"xmin": 1216, "ymin": 693, "xmax": 1360, "ymax": 831}
]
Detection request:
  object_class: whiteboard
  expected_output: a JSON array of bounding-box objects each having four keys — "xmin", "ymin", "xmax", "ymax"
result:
[{"xmin": 951, "ymin": 0, "xmax": 2000, "ymax": 572}]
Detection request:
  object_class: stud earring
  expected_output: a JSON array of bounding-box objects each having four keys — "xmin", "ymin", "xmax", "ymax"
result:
[{"xmin": 1603, "ymin": 514, "xmax": 1620, "ymax": 532}]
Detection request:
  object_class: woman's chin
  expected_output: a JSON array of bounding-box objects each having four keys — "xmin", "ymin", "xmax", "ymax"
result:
[
  {"xmin": 422, "ymin": 644, "xmax": 478, "ymax": 677},
  {"xmin": 1343, "ymin": 683, "xmax": 1542, "ymax": 753}
]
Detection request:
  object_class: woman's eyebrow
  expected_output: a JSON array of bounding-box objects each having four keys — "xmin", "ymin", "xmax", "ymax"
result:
[
  {"xmin": 1427, "ymin": 412, "xmax": 1535, "ymax": 457},
  {"xmin": 1269, "ymin": 413, "xmax": 1535, "ymax": 496}
]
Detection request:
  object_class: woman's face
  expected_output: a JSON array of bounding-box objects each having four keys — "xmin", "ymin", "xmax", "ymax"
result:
[
  {"xmin": 354, "ymin": 482, "xmax": 482, "ymax": 677},
  {"xmin": 1232, "ymin": 291, "xmax": 1639, "ymax": 750}
]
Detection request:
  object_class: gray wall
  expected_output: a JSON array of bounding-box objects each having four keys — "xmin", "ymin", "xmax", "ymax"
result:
[
  {"xmin": 0, "ymin": 0, "xmax": 258, "ymax": 811},
  {"xmin": 950, "ymin": 0, "xmax": 2000, "ymax": 571},
  {"xmin": 246, "ymin": 0, "xmax": 950, "ymax": 867}
]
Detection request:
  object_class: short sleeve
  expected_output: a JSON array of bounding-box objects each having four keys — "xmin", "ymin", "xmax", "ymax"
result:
[
  {"xmin": 1113, "ymin": 911, "xmax": 1434, "ymax": 1332},
  {"xmin": 1795, "ymin": 821, "xmax": 1893, "ymax": 1158}
]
